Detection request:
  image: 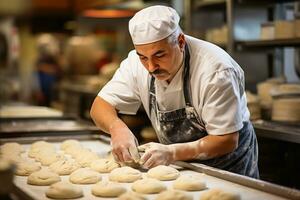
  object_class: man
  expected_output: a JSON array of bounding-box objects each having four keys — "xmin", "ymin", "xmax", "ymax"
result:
[{"xmin": 90, "ymin": 5, "xmax": 259, "ymax": 178}]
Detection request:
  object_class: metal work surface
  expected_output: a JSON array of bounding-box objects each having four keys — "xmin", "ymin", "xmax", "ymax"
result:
[
  {"xmin": 3, "ymin": 135, "xmax": 298, "ymax": 200},
  {"xmin": 0, "ymin": 119, "xmax": 99, "ymax": 134}
]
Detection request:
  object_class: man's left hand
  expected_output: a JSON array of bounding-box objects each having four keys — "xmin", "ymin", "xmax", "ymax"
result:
[{"xmin": 138, "ymin": 142, "xmax": 175, "ymax": 168}]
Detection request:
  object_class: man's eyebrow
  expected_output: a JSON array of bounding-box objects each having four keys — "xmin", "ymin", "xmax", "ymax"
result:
[{"xmin": 136, "ymin": 50, "xmax": 165, "ymax": 57}]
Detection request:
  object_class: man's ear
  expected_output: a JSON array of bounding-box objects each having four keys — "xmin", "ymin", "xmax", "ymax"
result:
[{"xmin": 178, "ymin": 33, "xmax": 185, "ymax": 51}]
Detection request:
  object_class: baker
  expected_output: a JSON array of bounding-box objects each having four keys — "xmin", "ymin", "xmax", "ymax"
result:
[{"xmin": 90, "ymin": 5, "xmax": 259, "ymax": 178}]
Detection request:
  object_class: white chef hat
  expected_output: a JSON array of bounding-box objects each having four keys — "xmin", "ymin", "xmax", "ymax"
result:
[{"xmin": 129, "ymin": 5, "xmax": 180, "ymax": 45}]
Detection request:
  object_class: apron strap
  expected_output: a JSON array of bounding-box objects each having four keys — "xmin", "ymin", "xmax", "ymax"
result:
[
  {"xmin": 149, "ymin": 44, "xmax": 193, "ymax": 116},
  {"xmin": 183, "ymin": 44, "xmax": 193, "ymax": 107}
]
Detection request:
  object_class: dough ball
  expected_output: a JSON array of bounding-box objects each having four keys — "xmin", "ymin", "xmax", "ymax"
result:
[
  {"xmin": 27, "ymin": 169, "xmax": 61, "ymax": 186},
  {"xmin": 200, "ymin": 188, "xmax": 241, "ymax": 200},
  {"xmin": 60, "ymin": 140, "xmax": 81, "ymax": 151},
  {"xmin": 36, "ymin": 152, "xmax": 64, "ymax": 166},
  {"xmin": 46, "ymin": 181, "xmax": 83, "ymax": 199},
  {"xmin": 1, "ymin": 142, "xmax": 24, "ymax": 154},
  {"xmin": 1, "ymin": 153, "xmax": 21, "ymax": 164},
  {"xmin": 69, "ymin": 168, "xmax": 101, "ymax": 184},
  {"xmin": 63, "ymin": 146, "xmax": 84, "ymax": 157},
  {"xmin": 90, "ymin": 158, "xmax": 120, "ymax": 173},
  {"xmin": 49, "ymin": 158, "xmax": 80, "ymax": 175},
  {"xmin": 15, "ymin": 160, "xmax": 41, "ymax": 176},
  {"xmin": 91, "ymin": 181, "xmax": 126, "ymax": 197},
  {"xmin": 72, "ymin": 148, "xmax": 92, "ymax": 159},
  {"xmin": 118, "ymin": 191, "xmax": 147, "ymax": 200},
  {"xmin": 31, "ymin": 141, "xmax": 54, "ymax": 150},
  {"xmin": 28, "ymin": 143, "xmax": 56, "ymax": 159},
  {"xmin": 173, "ymin": 174, "xmax": 206, "ymax": 191},
  {"xmin": 76, "ymin": 151, "xmax": 99, "ymax": 167},
  {"xmin": 147, "ymin": 165, "xmax": 180, "ymax": 181},
  {"xmin": 109, "ymin": 166, "xmax": 142, "ymax": 183},
  {"xmin": 132, "ymin": 178, "xmax": 166, "ymax": 194},
  {"xmin": 155, "ymin": 190, "xmax": 192, "ymax": 200}
]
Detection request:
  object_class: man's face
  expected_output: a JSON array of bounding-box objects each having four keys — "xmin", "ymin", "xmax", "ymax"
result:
[{"xmin": 134, "ymin": 35, "xmax": 184, "ymax": 82}]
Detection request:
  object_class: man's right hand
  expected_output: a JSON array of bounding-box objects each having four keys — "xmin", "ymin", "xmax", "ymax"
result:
[{"xmin": 109, "ymin": 119, "xmax": 140, "ymax": 163}]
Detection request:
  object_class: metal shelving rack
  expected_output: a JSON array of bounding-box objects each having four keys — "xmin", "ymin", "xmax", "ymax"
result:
[{"xmin": 185, "ymin": 0, "xmax": 300, "ymax": 190}]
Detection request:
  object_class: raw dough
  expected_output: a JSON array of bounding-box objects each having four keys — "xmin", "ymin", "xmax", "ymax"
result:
[
  {"xmin": 76, "ymin": 151, "xmax": 99, "ymax": 167},
  {"xmin": 45, "ymin": 181, "xmax": 83, "ymax": 199},
  {"xmin": 28, "ymin": 142, "xmax": 55, "ymax": 159},
  {"xmin": 36, "ymin": 152, "xmax": 64, "ymax": 166},
  {"xmin": 0, "ymin": 142, "xmax": 24, "ymax": 154},
  {"xmin": 49, "ymin": 158, "xmax": 80, "ymax": 175},
  {"xmin": 147, "ymin": 165, "xmax": 180, "ymax": 181},
  {"xmin": 72, "ymin": 148, "xmax": 92, "ymax": 159},
  {"xmin": 109, "ymin": 166, "xmax": 142, "ymax": 183},
  {"xmin": 91, "ymin": 181, "xmax": 126, "ymax": 197},
  {"xmin": 63, "ymin": 146, "xmax": 84, "ymax": 157},
  {"xmin": 27, "ymin": 169, "xmax": 61, "ymax": 186},
  {"xmin": 0, "ymin": 153, "xmax": 21, "ymax": 163},
  {"xmin": 31, "ymin": 141, "xmax": 54, "ymax": 150},
  {"xmin": 60, "ymin": 139, "xmax": 81, "ymax": 151},
  {"xmin": 118, "ymin": 191, "xmax": 147, "ymax": 200},
  {"xmin": 173, "ymin": 174, "xmax": 206, "ymax": 191},
  {"xmin": 132, "ymin": 178, "xmax": 166, "ymax": 194},
  {"xmin": 15, "ymin": 160, "xmax": 41, "ymax": 176},
  {"xmin": 69, "ymin": 168, "xmax": 101, "ymax": 184},
  {"xmin": 90, "ymin": 158, "xmax": 120, "ymax": 173},
  {"xmin": 155, "ymin": 190, "xmax": 192, "ymax": 200},
  {"xmin": 200, "ymin": 188, "xmax": 241, "ymax": 200}
]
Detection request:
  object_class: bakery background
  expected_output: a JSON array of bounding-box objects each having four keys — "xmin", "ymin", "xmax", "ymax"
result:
[{"xmin": 0, "ymin": 0, "xmax": 300, "ymax": 199}]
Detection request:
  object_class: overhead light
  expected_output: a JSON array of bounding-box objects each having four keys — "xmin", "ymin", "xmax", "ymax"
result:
[
  {"xmin": 81, "ymin": 0, "xmax": 156, "ymax": 19},
  {"xmin": 82, "ymin": 9, "xmax": 136, "ymax": 18}
]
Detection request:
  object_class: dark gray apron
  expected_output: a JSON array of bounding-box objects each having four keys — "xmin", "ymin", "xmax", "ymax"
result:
[{"xmin": 148, "ymin": 45, "xmax": 259, "ymax": 179}]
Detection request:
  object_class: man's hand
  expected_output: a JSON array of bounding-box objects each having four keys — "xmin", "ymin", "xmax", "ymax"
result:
[
  {"xmin": 110, "ymin": 119, "xmax": 140, "ymax": 163},
  {"xmin": 138, "ymin": 142, "xmax": 175, "ymax": 168}
]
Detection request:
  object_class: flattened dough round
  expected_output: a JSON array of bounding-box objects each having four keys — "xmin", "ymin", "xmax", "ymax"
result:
[
  {"xmin": 109, "ymin": 166, "xmax": 142, "ymax": 183},
  {"xmin": 155, "ymin": 190, "xmax": 192, "ymax": 200},
  {"xmin": 69, "ymin": 168, "xmax": 101, "ymax": 184},
  {"xmin": 1, "ymin": 142, "xmax": 24, "ymax": 154},
  {"xmin": 118, "ymin": 191, "xmax": 147, "ymax": 200},
  {"xmin": 76, "ymin": 151, "xmax": 99, "ymax": 167},
  {"xmin": 46, "ymin": 181, "xmax": 83, "ymax": 199},
  {"xmin": 91, "ymin": 181, "xmax": 126, "ymax": 197},
  {"xmin": 173, "ymin": 174, "xmax": 206, "ymax": 191},
  {"xmin": 132, "ymin": 178, "xmax": 166, "ymax": 194},
  {"xmin": 15, "ymin": 160, "xmax": 41, "ymax": 176},
  {"xmin": 90, "ymin": 158, "xmax": 119, "ymax": 173},
  {"xmin": 60, "ymin": 140, "xmax": 81, "ymax": 151},
  {"xmin": 36, "ymin": 152, "xmax": 64, "ymax": 166},
  {"xmin": 147, "ymin": 165, "xmax": 180, "ymax": 181},
  {"xmin": 200, "ymin": 188, "xmax": 241, "ymax": 200},
  {"xmin": 27, "ymin": 169, "xmax": 61, "ymax": 186},
  {"xmin": 49, "ymin": 159, "xmax": 80, "ymax": 175}
]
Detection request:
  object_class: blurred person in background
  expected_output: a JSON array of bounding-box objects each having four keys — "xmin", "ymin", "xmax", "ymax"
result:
[{"xmin": 33, "ymin": 34, "xmax": 61, "ymax": 106}]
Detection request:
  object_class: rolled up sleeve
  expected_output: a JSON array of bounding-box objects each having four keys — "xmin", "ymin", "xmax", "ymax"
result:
[{"xmin": 98, "ymin": 58, "xmax": 141, "ymax": 115}]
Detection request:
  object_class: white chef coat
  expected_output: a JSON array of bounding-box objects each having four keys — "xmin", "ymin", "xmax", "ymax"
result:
[{"xmin": 98, "ymin": 35, "xmax": 250, "ymax": 135}]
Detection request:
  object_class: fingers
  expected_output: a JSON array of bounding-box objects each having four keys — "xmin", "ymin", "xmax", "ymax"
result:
[
  {"xmin": 123, "ymin": 148, "xmax": 134, "ymax": 162},
  {"xmin": 112, "ymin": 150, "xmax": 122, "ymax": 163},
  {"xmin": 138, "ymin": 142, "xmax": 153, "ymax": 152},
  {"xmin": 143, "ymin": 155, "xmax": 157, "ymax": 168},
  {"xmin": 129, "ymin": 145, "xmax": 140, "ymax": 163},
  {"xmin": 140, "ymin": 151, "xmax": 152, "ymax": 165}
]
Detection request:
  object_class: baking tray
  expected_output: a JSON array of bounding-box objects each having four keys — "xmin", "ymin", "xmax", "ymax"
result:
[
  {"xmin": 0, "ymin": 119, "xmax": 100, "ymax": 138},
  {"xmin": 2, "ymin": 135, "xmax": 299, "ymax": 200},
  {"xmin": 0, "ymin": 106, "xmax": 64, "ymax": 119}
]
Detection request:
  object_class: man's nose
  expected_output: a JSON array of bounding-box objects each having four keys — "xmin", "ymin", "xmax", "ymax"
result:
[{"xmin": 148, "ymin": 59, "xmax": 158, "ymax": 73}]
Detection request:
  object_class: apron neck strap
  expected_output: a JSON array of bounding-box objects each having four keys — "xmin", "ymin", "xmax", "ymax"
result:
[{"xmin": 149, "ymin": 44, "xmax": 193, "ymax": 115}]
